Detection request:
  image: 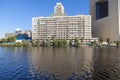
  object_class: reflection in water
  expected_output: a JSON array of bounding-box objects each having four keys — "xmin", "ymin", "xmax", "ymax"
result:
[
  {"xmin": 0, "ymin": 47, "xmax": 120, "ymax": 80},
  {"xmin": 93, "ymin": 48, "xmax": 120, "ymax": 80},
  {"xmin": 30, "ymin": 47, "xmax": 94, "ymax": 79}
]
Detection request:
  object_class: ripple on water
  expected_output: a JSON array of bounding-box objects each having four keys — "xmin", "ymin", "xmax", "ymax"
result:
[{"xmin": 0, "ymin": 47, "xmax": 120, "ymax": 80}]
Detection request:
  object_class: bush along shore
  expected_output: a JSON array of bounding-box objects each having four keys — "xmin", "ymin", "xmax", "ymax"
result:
[
  {"xmin": 0, "ymin": 37, "xmax": 120, "ymax": 48},
  {"xmin": 0, "ymin": 39, "xmax": 82, "ymax": 48},
  {"xmin": 0, "ymin": 37, "xmax": 90, "ymax": 48}
]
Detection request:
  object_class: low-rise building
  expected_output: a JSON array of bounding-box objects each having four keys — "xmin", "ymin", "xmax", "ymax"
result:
[
  {"xmin": 5, "ymin": 28, "xmax": 32, "ymax": 41},
  {"xmin": 5, "ymin": 33, "xmax": 17, "ymax": 38}
]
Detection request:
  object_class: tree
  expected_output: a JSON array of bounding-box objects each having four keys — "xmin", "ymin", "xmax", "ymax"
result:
[
  {"xmin": 91, "ymin": 40, "xmax": 97, "ymax": 46},
  {"xmin": 69, "ymin": 40, "xmax": 73, "ymax": 47},
  {"xmin": 36, "ymin": 40, "xmax": 40, "ymax": 47},
  {"xmin": 7, "ymin": 37, "xmax": 16, "ymax": 43},
  {"xmin": 42, "ymin": 40, "xmax": 45, "ymax": 47},
  {"xmin": 52, "ymin": 35, "xmax": 57, "ymax": 47},
  {"xmin": 80, "ymin": 37, "xmax": 84, "ymax": 45},
  {"xmin": 22, "ymin": 40, "xmax": 30, "ymax": 47},
  {"xmin": 15, "ymin": 42, "xmax": 22, "ymax": 47},
  {"xmin": 99, "ymin": 37, "xmax": 104, "ymax": 47},
  {"xmin": 80, "ymin": 37, "xmax": 84, "ymax": 42},
  {"xmin": 45, "ymin": 39, "xmax": 51, "ymax": 47},
  {"xmin": 63, "ymin": 39, "xmax": 68, "ymax": 47},
  {"xmin": 116, "ymin": 41, "xmax": 120, "ymax": 48},
  {"xmin": 99, "ymin": 37, "xmax": 103, "ymax": 44},
  {"xmin": 58, "ymin": 40, "xmax": 63, "ymax": 47},
  {"xmin": 1, "ymin": 38, "xmax": 7, "ymax": 43},
  {"xmin": 32, "ymin": 39, "xmax": 36, "ymax": 46},
  {"xmin": 74, "ymin": 37, "xmax": 80, "ymax": 47},
  {"xmin": 93, "ymin": 40, "xmax": 97, "ymax": 44},
  {"xmin": 54, "ymin": 40, "xmax": 58, "ymax": 47},
  {"xmin": 106, "ymin": 38, "xmax": 110, "ymax": 46},
  {"xmin": 52, "ymin": 35, "xmax": 56, "ymax": 41}
]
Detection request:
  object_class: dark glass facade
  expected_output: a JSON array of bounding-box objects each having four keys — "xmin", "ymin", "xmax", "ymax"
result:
[{"xmin": 96, "ymin": 1, "xmax": 108, "ymax": 20}]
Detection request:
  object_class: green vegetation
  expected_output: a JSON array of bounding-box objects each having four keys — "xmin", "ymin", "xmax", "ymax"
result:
[
  {"xmin": 74, "ymin": 38, "xmax": 80, "ymax": 47},
  {"xmin": 22, "ymin": 40, "xmax": 31, "ymax": 47},
  {"xmin": 45, "ymin": 39, "xmax": 51, "ymax": 47},
  {"xmin": 7, "ymin": 37, "xmax": 16, "ymax": 43},
  {"xmin": 1, "ymin": 38, "xmax": 7, "ymax": 43},
  {"xmin": 80, "ymin": 37, "xmax": 84, "ymax": 45},
  {"xmin": 1, "ymin": 37, "xmax": 16, "ymax": 43},
  {"xmin": 106, "ymin": 38, "xmax": 110, "ymax": 46},
  {"xmin": 90, "ymin": 40, "xmax": 97, "ymax": 47},
  {"xmin": 99, "ymin": 37, "xmax": 104, "ymax": 47},
  {"xmin": 52, "ymin": 35, "xmax": 56, "ymax": 41},
  {"xmin": 62, "ymin": 39, "xmax": 68, "ymax": 47},
  {"xmin": 99, "ymin": 37, "xmax": 103, "ymax": 44},
  {"xmin": 0, "ymin": 36, "xmax": 120, "ymax": 48},
  {"xmin": 116, "ymin": 41, "xmax": 120, "ymax": 48},
  {"xmin": 36, "ymin": 40, "xmax": 40, "ymax": 47},
  {"xmin": 15, "ymin": 42, "xmax": 22, "ymax": 47}
]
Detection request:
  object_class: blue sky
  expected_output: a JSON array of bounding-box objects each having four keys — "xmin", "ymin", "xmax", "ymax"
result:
[{"xmin": 0, "ymin": 0, "xmax": 89, "ymax": 38}]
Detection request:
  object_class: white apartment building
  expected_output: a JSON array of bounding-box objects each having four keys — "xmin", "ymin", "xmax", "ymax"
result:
[{"xmin": 32, "ymin": 2, "xmax": 98, "ymax": 43}]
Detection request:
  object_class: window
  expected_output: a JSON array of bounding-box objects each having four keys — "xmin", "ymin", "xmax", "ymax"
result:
[{"xmin": 96, "ymin": 1, "xmax": 108, "ymax": 20}]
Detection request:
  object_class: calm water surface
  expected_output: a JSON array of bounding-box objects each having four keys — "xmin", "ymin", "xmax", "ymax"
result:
[{"xmin": 0, "ymin": 47, "xmax": 120, "ymax": 80}]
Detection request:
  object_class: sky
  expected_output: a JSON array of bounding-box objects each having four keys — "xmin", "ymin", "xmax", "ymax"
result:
[{"xmin": 0, "ymin": 0, "xmax": 89, "ymax": 38}]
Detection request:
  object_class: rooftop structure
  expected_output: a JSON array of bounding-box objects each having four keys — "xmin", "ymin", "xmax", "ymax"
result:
[{"xmin": 51, "ymin": 2, "xmax": 66, "ymax": 16}]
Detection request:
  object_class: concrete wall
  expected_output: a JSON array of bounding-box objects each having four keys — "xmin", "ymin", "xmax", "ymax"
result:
[{"xmin": 90, "ymin": 0, "xmax": 120, "ymax": 41}]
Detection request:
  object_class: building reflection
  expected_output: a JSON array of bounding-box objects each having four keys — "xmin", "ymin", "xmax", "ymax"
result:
[
  {"xmin": 93, "ymin": 47, "xmax": 120, "ymax": 80},
  {"xmin": 30, "ymin": 47, "xmax": 94, "ymax": 79}
]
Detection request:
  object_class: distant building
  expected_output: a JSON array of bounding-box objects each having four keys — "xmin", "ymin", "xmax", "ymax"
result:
[
  {"xmin": 5, "ymin": 33, "xmax": 17, "ymax": 38},
  {"xmin": 5, "ymin": 28, "xmax": 22, "ymax": 38},
  {"xmin": 5, "ymin": 28, "xmax": 32, "ymax": 40},
  {"xmin": 32, "ymin": 2, "xmax": 98, "ymax": 43}
]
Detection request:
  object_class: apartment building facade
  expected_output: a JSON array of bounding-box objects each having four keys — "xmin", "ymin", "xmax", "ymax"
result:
[{"xmin": 32, "ymin": 2, "xmax": 98, "ymax": 43}]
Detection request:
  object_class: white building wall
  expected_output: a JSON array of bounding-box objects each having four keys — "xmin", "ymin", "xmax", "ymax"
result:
[{"xmin": 32, "ymin": 15, "xmax": 92, "ymax": 40}]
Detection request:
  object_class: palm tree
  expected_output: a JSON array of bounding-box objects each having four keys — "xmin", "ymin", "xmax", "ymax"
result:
[
  {"xmin": 32, "ymin": 39, "xmax": 36, "ymax": 47},
  {"xmin": 45, "ymin": 39, "xmax": 51, "ymax": 47},
  {"xmin": 58, "ymin": 40, "xmax": 62, "ymax": 47},
  {"xmin": 116, "ymin": 41, "xmax": 120, "ymax": 48},
  {"xmin": 63, "ymin": 39, "xmax": 68, "ymax": 47},
  {"xmin": 36, "ymin": 40, "xmax": 40, "ymax": 47},
  {"xmin": 99, "ymin": 37, "xmax": 103, "ymax": 47},
  {"xmin": 52, "ymin": 35, "xmax": 56, "ymax": 41},
  {"xmin": 74, "ymin": 37, "xmax": 80, "ymax": 47},
  {"xmin": 80, "ymin": 37, "xmax": 84, "ymax": 45},
  {"xmin": 99, "ymin": 37, "xmax": 103, "ymax": 43},
  {"xmin": 52, "ymin": 35, "xmax": 56, "ymax": 47},
  {"xmin": 106, "ymin": 38, "xmax": 110, "ymax": 46}
]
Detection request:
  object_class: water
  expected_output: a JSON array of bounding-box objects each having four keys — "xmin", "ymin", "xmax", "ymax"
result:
[{"xmin": 0, "ymin": 47, "xmax": 120, "ymax": 80}]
